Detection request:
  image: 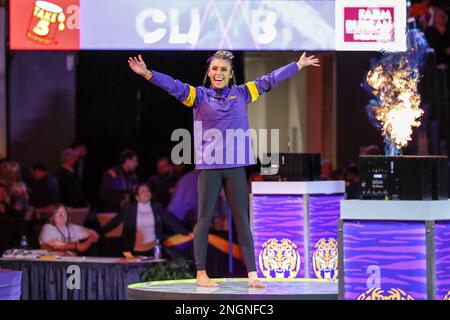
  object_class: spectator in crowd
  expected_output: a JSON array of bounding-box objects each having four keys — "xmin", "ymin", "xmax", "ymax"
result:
[
  {"xmin": 28, "ymin": 162, "xmax": 61, "ymax": 209},
  {"xmin": 0, "ymin": 158, "xmax": 11, "ymax": 183},
  {"xmin": 72, "ymin": 142, "xmax": 88, "ymax": 185},
  {"xmin": 0, "ymin": 180, "xmax": 9, "ymax": 204},
  {"xmin": 331, "ymin": 167, "xmax": 344, "ymax": 180},
  {"xmin": 100, "ymin": 183, "xmax": 191, "ymax": 256},
  {"xmin": 425, "ymin": 7, "xmax": 450, "ymax": 69},
  {"xmin": 320, "ymin": 159, "xmax": 333, "ymax": 180},
  {"xmin": 57, "ymin": 148, "xmax": 88, "ymax": 208},
  {"xmin": 167, "ymin": 170, "xmax": 199, "ymax": 227},
  {"xmin": 167, "ymin": 170, "xmax": 231, "ymax": 231},
  {"xmin": 72, "ymin": 141, "xmax": 97, "ymax": 206},
  {"xmin": 247, "ymin": 172, "xmax": 263, "ymax": 193},
  {"xmin": 409, "ymin": 0, "xmax": 434, "ymax": 19},
  {"xmin": 147, "ymin": 157, "xmax": 177, "ymax": 208},
  {"xmin": 1, "ymin": 161, "xmax": 23, "ymax": 190},
  {"xmin": 362, "ymin": 144, "xmax": 382, "ymax": 155},
  {"xmin": 39, "ymin": 205, "xmax": 99, "ymax": 256},
  {"xmin": 9, "ymin": 182, "xmax": 33, "ymax": 222},
  {"xmin": 343, "ymin": 164, "xmax": 361, "ymax": 199},
  {"xmin": 0, "ymin": 183, "xmax": 22, "ymax": 255},
  {"xmin": 99, "ymin": 149, "xmax": 139, "ymax": 212},
  {"xmin": 173, "ymin": 163, "xmax": 188, "ymax": 180}
]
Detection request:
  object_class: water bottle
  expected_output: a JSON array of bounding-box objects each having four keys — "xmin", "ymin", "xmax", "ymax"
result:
[
  {"xmin": 154, "ymin": 239, "xmax": 162, "ymax": 260},
  {"xmin": 20, "ymin": 235, "xmax": 29, "ymax": 249}
]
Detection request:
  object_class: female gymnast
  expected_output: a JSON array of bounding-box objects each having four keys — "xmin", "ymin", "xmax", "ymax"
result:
[{"xmin": 128, "ymin": 50, "xmax": 319, "ymax": 288}]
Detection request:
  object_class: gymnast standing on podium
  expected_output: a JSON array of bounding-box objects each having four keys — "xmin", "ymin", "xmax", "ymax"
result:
[{"xmin": 128, "ymin": 50, "xmax": 319, "ymax": 287}]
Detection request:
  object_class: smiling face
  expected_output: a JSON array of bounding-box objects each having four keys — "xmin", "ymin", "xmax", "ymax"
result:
[{"xmin": 208, "ymin": 58, "xmax": 232, "ymax": 89}]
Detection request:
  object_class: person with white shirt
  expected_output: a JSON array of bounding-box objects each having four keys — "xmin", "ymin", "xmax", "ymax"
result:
[
  {"xmin": 39, "ymin": 205, "xmax": 99, "ymax": 256},
  {"xmin": 100, "ymin": 183, "xmax": 191, "ymax": 256}
]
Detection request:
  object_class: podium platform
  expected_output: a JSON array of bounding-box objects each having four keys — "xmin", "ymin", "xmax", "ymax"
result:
[
  {"xmin": 251, "ymin": 181, "xmax": 345, "ymax": 280},
  {"xmin": 128, "ymin": 278, "xmax": 338, "ymax": 300},
  {"xmin": 339, "ymin": 199, "xmax": 450, "ymax": 300}
]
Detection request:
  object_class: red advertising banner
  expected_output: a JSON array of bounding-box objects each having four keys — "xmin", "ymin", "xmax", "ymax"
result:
[
  {"xmin": 10, "ymin": 0, "xmax": 80, "ymax": 50},
  {"xmin": 344, "ymin": 7, "xmax": 395, "ymax": 43},
  {"xmin": 335, "ymin": 0, "xmax": 406, "ymax": 51}
]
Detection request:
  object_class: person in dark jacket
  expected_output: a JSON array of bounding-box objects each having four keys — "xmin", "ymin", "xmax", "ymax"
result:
[
  {"xmin": 98, "ymin": 149, "xmax": 139, "ymax": 212},
  {"xmin": 147, "ymin": 157, "xmax": 177, "ymax": 208},
  {"xmin": 57, "ymin": 148, "xmax": 88, "ymax": 208},
  {"xmin": 100, "ymin": 183, "xmax": 191, "ymax": 256},
  {"xmin": 29, "ymin": 162, "xmax": 60, "ymax": 209},
  {"xmin": 0, "ymin": 200, "xmax": 22, "ymax": 255}
]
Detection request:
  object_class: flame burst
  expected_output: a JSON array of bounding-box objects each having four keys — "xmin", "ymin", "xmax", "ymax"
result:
[
  {"xmin": 364, "ymin": 28, "xmax": 429, "ymax": 154},
  {"xmin": 366, "ymin": 61, "xmax": 424, "ymax": 149}
]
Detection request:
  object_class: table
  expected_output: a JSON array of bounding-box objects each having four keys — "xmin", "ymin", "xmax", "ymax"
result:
[
  {"xmin": 339, "ymin": 199, "xmax": 450, "ymax": 300},
  {"xmin": 251, "ymin": 181, "xmax": 345, "ymax": 279},
  {"xmin": 0, "ymin": 256, "xmax": 162, "ymax": 300}
]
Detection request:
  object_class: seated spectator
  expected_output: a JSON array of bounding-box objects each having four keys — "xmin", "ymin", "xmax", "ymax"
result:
[
  {"xmin": 0, "ymin": 180, "xmax": 9, "ymax": 204},
  {"xmin": 167, "ymin": 170, "xmax": 230, "ymax": 230},
  {"xmin": 331, "ymin": 167, "xmax": 344, "ymax": 180},
  {"xmin": 425, "ymin": 8, "xmax": 450, "ymax": 69},
  {"xmin": 99, "ymin": 149, "xmax": 139, "ymax": 212},
  {"xmin": 0, "ymin": 183, "xmax": 22, "ymax": 255},
  {"xmin": 72, "ymin": 141, "xmax": 96, "ymax": 206},
  {"xmin": 1, "ymin": 160, "xmax": 23, "ymax": 190},
  {"xmin": 320, "ymin": 159, "xmax": 333, "ymax": 180},
  {"xmin": 362, "ymin": 144, "xmax": 382, "ymax": 155},
  {"xmin": 167, "ymin": 170, "xmax": 199, "ymax": 226},
  {"xmin": 0, "ymin": 158, "xmax": 11, "ymax": 184},
  {"xmin": 343, "ymin": 164, "xmax": 361, "ymax": 199},
  {"xmin": 247, "ymin": 172, "xmax": 263, "ymax": 193},
  {"xmin": 173, "ymin": 163, "xmax": 188, "ymax": 180},
  {"xmin": 29, "ymin": 162, "xmax": 60, "ymax": 209},
  {"xmin": 57, "ymin": 148, "xmax": 88, "ymax": 208},
  {"xmin": 147, "ymin": 157, "xmax": 177, "ymax": 208},
  {"xmin": 409, "ymin": 0, "xmax": 433, "ymax": 19},
  {"xmin": 9, "ymin": 182, "xmax": 33, "ymax": 222},
  {"xmin": 100, "ymin": 183, "xmax": 191, "ymax": 256},
  {"xmin": 39, "ymin": 205, "xmax": 99, "ymax": 256}
]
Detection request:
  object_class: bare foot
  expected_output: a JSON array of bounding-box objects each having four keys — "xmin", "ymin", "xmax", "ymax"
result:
[
  {"xmin": 248, "ymin": 278, "xmax": 266, "ymax": 289},
  {"xmin": 196, "ymin": 273, "xmax": 219, "ymax": 287}
]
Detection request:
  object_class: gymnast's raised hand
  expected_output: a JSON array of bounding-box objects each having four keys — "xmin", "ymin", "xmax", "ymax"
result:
[
  {"xmin": 128, "ymin": 54, "xmax": 152, "ymax": 80},
  {"xmin": 297, "ymin": 52, "xmax": 320, "ymax": 70}
]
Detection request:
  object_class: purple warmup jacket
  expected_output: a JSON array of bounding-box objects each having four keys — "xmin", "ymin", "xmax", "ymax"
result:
[{"xmin": 149, "ymin": 62, "xmax": 299, "ymax": 170}]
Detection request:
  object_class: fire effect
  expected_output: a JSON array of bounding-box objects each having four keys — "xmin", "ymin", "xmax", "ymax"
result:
[
  {"xmin": 364, "ymin": 28, "xmax": 429, "ymax": 155},
  {"xmin": 366, "ymin": 62, "xmax": 423, "ymax": 149}
]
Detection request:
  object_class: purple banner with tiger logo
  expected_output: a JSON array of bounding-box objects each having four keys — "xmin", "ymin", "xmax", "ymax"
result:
[
  {"xmin": 252, "ymin": 195, "xmax": 305, "ymax": 278},
  {"xmin": 435, "ymin": 221, "xmax": 450, "ymax": 300},
  {"xmin": 309, "ymin": 194, "xmax": 343, "ymax": 280},
  {"xmin": 343, "ymin": 220, "xmax": 427, "ymax": 300}
]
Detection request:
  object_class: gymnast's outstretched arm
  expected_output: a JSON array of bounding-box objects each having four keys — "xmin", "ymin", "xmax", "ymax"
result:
[
  {"xmin": 238, "ymin": 52, "xmax": 320, "ymax": 104},
  {"xmin": 128, "ymin": 54, "xmax": 201, "ymax": 108}
]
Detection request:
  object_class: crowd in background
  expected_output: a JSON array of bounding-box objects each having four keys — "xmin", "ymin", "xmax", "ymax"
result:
[
  {"xmin": 410, "ymin": 0, "xmax": 450, "ymax": 71},
  {"xmin": 0, "ymin": 138, "xmax": 372, "ymax": 258},
  {"xmin": 0, "ymin": 143, "xmax": 254, "ymax": 259}
]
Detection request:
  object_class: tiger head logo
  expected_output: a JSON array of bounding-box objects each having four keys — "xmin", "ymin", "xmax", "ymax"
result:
[
  {"xmin": 312, "ymin": 238, "xmax": 338, "ymax": 280},
  {"xmin": 357, "ymin": 288, "xmax": 415, "ymax": 300},
  {"xmin": 444, "ymin": 290, "xmax": 450, "ymax": 300},
  {"xmin": 258, "ymin": 238, "xmax": 301, "ymax": 278}
]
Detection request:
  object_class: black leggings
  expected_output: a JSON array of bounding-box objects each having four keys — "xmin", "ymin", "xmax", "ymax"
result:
[{"xmin": 194, "ymin": 167, "xmax": 256, "ymax": 272}]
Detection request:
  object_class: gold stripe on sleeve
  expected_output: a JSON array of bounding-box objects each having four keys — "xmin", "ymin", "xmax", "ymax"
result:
[
  {"xmin": 245, "ymin": 81, "xmax": 260, "ymax": 103},
  {"xmin": 182, "ymin": 85, "xmax": 196, "ymax": 107}
]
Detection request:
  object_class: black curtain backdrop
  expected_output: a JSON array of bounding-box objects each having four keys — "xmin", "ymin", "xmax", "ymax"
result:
[
  {"xmin": 336, "ymin": 51, "xmax": 384, "ymax": 165},
  {"xmin": 76, "ymin": 51, "xmax": 244, "ymax": 205}
]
